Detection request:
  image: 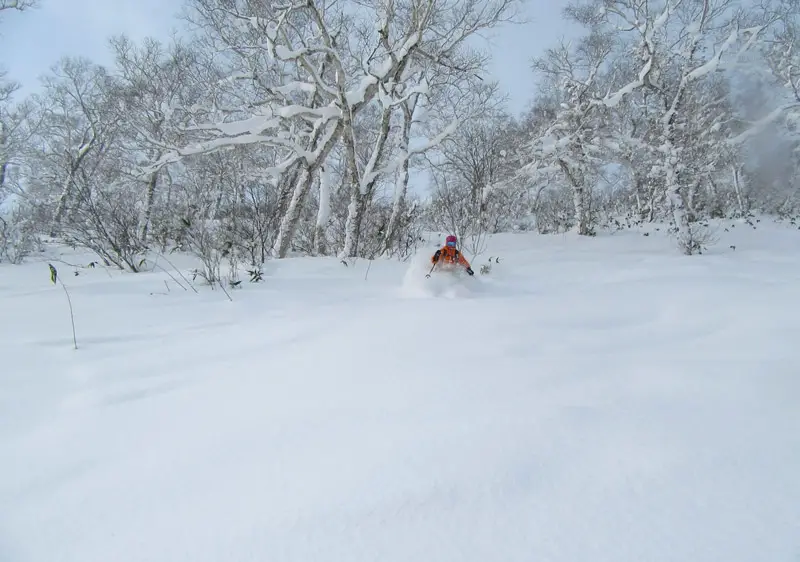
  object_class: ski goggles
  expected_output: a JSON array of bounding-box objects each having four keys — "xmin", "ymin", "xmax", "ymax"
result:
[{"xmin": 446, "ymin": 240, "xmax": 456, "ymax": 247}]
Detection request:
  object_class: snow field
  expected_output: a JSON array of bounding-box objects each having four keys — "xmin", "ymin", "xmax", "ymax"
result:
[{"xmin": 1, "ymin": 219, "xmax": 799, "ymax": 562}]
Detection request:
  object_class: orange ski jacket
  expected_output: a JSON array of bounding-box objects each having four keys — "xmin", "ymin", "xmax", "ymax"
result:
[{"xmin": 431, "ymin": 245, "xmax": 471, "ymax": 269}]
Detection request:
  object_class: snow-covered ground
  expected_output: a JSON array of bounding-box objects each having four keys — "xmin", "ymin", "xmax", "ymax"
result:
[{"xmin": 2, "ymin": 219, "xmax": 799, "ymax": 562}]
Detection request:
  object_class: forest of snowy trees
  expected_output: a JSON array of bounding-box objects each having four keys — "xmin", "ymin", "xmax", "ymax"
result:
[{"xmin": 3, "ymin": 0, "xmax": 800, "ymax": 276}]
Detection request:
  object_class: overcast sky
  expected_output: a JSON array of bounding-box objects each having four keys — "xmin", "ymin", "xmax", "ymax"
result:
[{"xmin": 1, "ymin": 0, "xmax": 580, "ymax": 116}]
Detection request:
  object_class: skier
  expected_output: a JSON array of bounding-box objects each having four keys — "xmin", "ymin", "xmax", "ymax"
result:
[{"xmin": 428, "ymin": 235, "xmax": 474, "ymax": 277}]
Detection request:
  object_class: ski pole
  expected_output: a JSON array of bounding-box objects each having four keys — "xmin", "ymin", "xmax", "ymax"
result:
[{"xmin": 426, "ymin": 262, "xmax": 436, "ymax": 278}]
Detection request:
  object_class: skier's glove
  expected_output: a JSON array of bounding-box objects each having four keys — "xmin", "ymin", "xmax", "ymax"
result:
[{"xmin": 466, "ymin": 267, "xmax": 474, "ymax": 276}]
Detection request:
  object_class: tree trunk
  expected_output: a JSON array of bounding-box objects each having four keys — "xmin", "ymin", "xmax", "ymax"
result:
[
  {"xmin": 381, "ymin": 97, "xmax": 419, "ymax": 256},
  {"xmin": 274, "ymin": 168, "xmax": 313, "ymax": 258},
  {"xmin": 687, "ymin": 179, "xmax": 699, "ymax": 222},
  {"xmin": 381, "ymin": 96, "xmax": 419, "ymax": 254},
  {"xmin": 558, "ymin": 158, "xmax": 589, "ymax": 235},
  {"xmin": 382, "ymin": 149, "xmax": 411, "ymax": 255},
  {"xmin": 341, "ymin": 183, "xmax": 364, "ymax": 259},
  {"xmin": 275, "ymin": 162, "xmax": 302, "ymax": 223},
  {"xmin": 667, "ymin": 182, "xmax": 691, "ymax": 253},
  {"xmin": 663, "ymin": 142, "xmax": 692, "ymax": 253},
  {"xmin": 353, "ymin": 189, "xmax": 371, "ymax": 256},
  {"xmin": 51, "ymin": 173, "xmax": 76, "ymax": 235},
  {"xmin": 646, "ymin": 182, "xmax": 659, "ymax": 222},
  {"xmin": 707, "ymin": 178, "xmax": 723, "ymax": 217},
  {"xmin": 656, "ymin": 7, "xmax": 706, "ymax": 251},
  {"xmin": 632, "ymin": 170, "xmax": 644, "ymax": 220},
  {"xmin": 0, "ymin": 125, "xmax": 7, "ymax": 190},
  {"xmin": 340, "ymin": 103, "xmax": 394, "ymax": 258},
  {"xmin": 313, "ymin": 165, "xmax": 330, "ymax": 255},
  {"xmin": 273, "ymin": 121, "xmax": 342, "ymax": 258},
  {"xmin": 50, "ymin": 140, "xmax": 95, "ymax": 235},
  {"xmin": 573, "ymin": 183, "xmax": 588, "ymax": 235},
  {"xmin": 140, "ymin": 171, "xmax": 159, "ymax": 243},
  {"xmin": 732, "ymin": 165, "xmax": 748, "ymax": 216}
]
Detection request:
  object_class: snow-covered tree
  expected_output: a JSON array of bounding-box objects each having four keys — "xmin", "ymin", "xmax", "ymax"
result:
[
  {"xmin": 523, "ymin": 30, "xmax": 617, "ymax": 235},
  {"xmin": 141, "ymin": 0, "xmax": 522, "ymax": 258},
  {"xmin": 427, "ymin": 104, "xmax": 523, "ymax": 254},
  {"xmin": 8, "ymin": 0, "xmax": 800, "ymax": 266},
  {"xmin": 109, "ymin": 35, "xmax": 203, "ymax": 244},
  {"xmin": 21, "ymin": 58, "xmax": 118, "ymax": 232},
  {"xmin": 512, "ymin": 0, "xmax": 800, "ymax": 252}
]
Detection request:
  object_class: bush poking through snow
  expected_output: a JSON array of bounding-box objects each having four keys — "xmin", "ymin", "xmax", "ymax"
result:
[
  {"xmin": 226, "ymin": 251, "xmax": 241, "ymax": 291},
  {"xmin": 60, "ymin": 188, "xmax": 149, "ymax": 272},
  {"xmin": 180, "ymin": 217, "xmax": 229, "ymax": 286},
  {"xmin": 247, "ymin": 267, "xmax": 264, "ymax": 283},
  {"xmin": 0, "ymin": 206, "xmax": 39, "ymax": 264},
  {"xmin": 670, "ymin": 220, "xmax": 718, "ymax": 255},
  {"xmin": 480, "ymin": 256, "xmax": 501, "ymax": 275},
  {"xmin": 47, "ymin": 263, "xmax": 78, "ymax": 350}
]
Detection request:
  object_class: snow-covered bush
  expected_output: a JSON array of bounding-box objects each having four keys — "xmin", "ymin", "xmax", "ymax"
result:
[
  {"xmin": 180, "ymin": 217, "xmax": 229, "ymax": 286},
  {"xmin": 669, "ymin": 218, "xmax": 718, "ymax": 256},
  {"xmin": 60, "ymin": 184, "xmax": 149, "ymax": 272},
  {"xmin": 533, "ymin": 185, "xmax": 576, "ymax": 234},
  {"xmin": 0, "ymin": 204, "xmax": 38, "ymax": 264}
]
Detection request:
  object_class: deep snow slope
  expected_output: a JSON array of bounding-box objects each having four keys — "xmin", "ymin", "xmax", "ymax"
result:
[{"xmin": 1, "ymin": 219, "xmax": 799, "ymax": 562}]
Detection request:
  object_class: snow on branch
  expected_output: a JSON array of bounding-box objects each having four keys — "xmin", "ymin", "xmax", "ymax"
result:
[{"xmin": 364, "ymin": 118, "xmax": 460, "ymax": 187}]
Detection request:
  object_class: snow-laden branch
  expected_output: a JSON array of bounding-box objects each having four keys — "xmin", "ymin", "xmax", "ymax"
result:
[
  {"xmin": 519, "ymin": 159, "xmax": 561, "ymax": 178},
  {"xmin": 366, "ymin": 118, "xmax": 460, "ymax": 186},
  {"xmin": 597, "ymin": 56, "xmax": 653, "ymax": 108},
  {"xmin": 686, "ymin": 27, "xmax": 742, "ymax": 81},
  {"xmin": 594, "ymin": 0, "xmax": 677, "ymax": 107}
]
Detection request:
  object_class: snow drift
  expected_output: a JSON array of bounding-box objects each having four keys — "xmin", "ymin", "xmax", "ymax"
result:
[{"xmin": 1, "ymin": 220, "xmax": 799, "ymax": 562}]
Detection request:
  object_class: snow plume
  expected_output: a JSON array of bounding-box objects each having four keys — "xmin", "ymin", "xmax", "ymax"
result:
[{"xmin": 399, "ymin": 248, "xmax": 487, "ymax": 299}]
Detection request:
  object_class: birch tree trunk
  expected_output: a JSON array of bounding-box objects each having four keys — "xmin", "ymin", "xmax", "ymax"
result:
[
  {"xmin": 313, "ymin": 164, "xmax": 330, "ymax": 256},
  {"xmin": 274, "ymin": 168, "xmax": 313, "ymax": 258},
  {"xmin": 558, "ymin": 158, "xmax": 589, "ymax": 235},
  {"xmin": 381, "ymin": 101, "xmax": 415, "ymax": 255},
  {"xmin": 273, "ymin": 121, "xmax": 342, "ymax": 258},
  {"xmin": 660, "ymin": 0, "xmax": 708, "ymax": 251},
  {"xmin": 632, "ymin": 169, "xmax": 644, "ymax": 220},
  {"xmin": 707, "ymin": 178, "xmax": 722, "ymax": 217},
  {"xmin": 732, "ymin": 165, "xmax": 747, "ymax": 215},
  {"xmin": 51, "ymin": 173, "xmax": 77, "ymax": 234},
  {"xmin": 663, "ymin": 139, "xmax": 692, "ymax": 252},
  {"xmin": 51, "ymin": 139, "xmax": 95, "ymax": 234},
  {"xmin": 687, "ymin": 179, "xmax": 699, "ymax": 221},
  {"xmin": 340, "ymin": 102, "xmax": 394, "ymax": 258},
  {"xmin": 339, "ymin": 125, "xmax": 363, "ymax": 258},
  {"xmin": 140, "ymin": 171, "xmax": 159, "ymax": 243},
  {"xmin": 0, "ymin": 124, "xmax": 7, "ymax": 190},
  {"xmin": 646, "ymin": 183, "xmax": 658, "ymax": 222}
]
